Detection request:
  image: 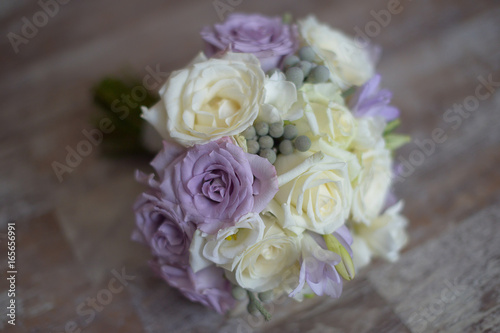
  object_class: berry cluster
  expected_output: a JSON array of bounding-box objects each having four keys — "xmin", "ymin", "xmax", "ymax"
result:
[
  {"xmin": 267, "ymin": 46, "xmax": 330, "ymax": 88},
  {"xmin": 243, "ymin": 122, "xmax": 312, "ymax": 164}
]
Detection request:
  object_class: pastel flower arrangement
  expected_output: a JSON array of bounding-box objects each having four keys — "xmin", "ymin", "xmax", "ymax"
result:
[{"xmin": 133, "ymin": 13, "xmax": 409, "ymax": 319}]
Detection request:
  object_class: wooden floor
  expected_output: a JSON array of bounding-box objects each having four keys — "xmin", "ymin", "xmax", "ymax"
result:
[{"xmin": 1, "ymin": 1, "xmax": 499, "ymax": 332}]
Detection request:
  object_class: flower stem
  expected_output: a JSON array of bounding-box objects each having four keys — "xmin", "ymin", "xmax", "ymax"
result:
[{"xmin": 247, "ymin": 290, "xmax": 272, "ymax": 321}]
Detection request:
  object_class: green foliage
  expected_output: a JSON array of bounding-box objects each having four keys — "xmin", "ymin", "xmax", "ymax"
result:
[{"xmin": 92, "ymin": 77, "xmax": 159, "ymax": 157}]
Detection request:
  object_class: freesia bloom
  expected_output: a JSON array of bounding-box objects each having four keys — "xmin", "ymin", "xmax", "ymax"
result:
[
  {"xmin": 202, "ymin": 213, "xmax": 266, "ymax": 268},
  {"xmin": 351, "ymin": 201, "xmax": 408, "ymax": 269},
  {"xmin": 349, "ymin": 74, "xmax": 399, "ymax": 121},
  {"xmin": 152, "ymin": 260, "xmax": 235, "ymax": 314},
  {"xmin": 153, "ymin": 139, "xmax": 279, "ymax": 234},
  {"xmin": 142, "ymin": 52, "xmax": 265, "ymax": 146},
  {"xmin": 259, "ymin": 71, "xmax": 301, "ymax": 123},
  {"xmin": 290, "ymin": 225, "xmax": 353, "ymax": 298},
  {"xmin": 299, "ymin": 16, "xmax": 375, "ymax": 89},
  {"xmin": 201, "ymin": 13, "xmax": 299, "ymax": 72}
]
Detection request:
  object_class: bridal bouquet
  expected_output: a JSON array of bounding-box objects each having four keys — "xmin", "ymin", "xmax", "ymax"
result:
[{"xmin": 132, "ymin": 13, "xmax": 409, "ymax": 319}]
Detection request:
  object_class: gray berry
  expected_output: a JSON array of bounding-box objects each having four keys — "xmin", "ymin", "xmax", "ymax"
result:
[
  {"xmin": 294, "ymin": 135, "xmax": 312, "ymax": 152},
  {"xmin": 258, "ymin": 135, "xmax": 274, "ymax": 149},
  {"xmin": 279, "ymin": 140, "xmax": 294, "ymax": 155},
  {"xmin": 258, "ymin": 290, "xmax": 274, "ymax": 303},
  {"xmin": 242, "ymin": 126, "xmax": 256, "ymax": 140},
  {"xmin": 283, "ymin": 124, "xmax": 298, "ymax": 140},
  {"xmin": 246, "ymin": 140, "xmax": 260, "ymax": 154},
  {"xmin": 232, "ymin": 286, "xmax": 247, "ymax": 300},
  {"xmin": 286, "ymin": 67, "xmax": 304, "ymax": 88},
  {"xmin": 298, "ymin": 46, "xmax": 316, "ymax": 62},
  {"xmin": 308, "ymin": 65, "xmax": 330, "ymax": 83},
  {"xmin": 255, "ymin": 122, "xmax": 269, "ymax": 136},
  {"xmin": 297, "ymin": 61, "xmax": 313, "ymax": 77},
  {"xmin": 269, "ymin": 122, "xmax": 284, "ymax": 138},
  {"xmin": 283, "ymin": 54, "xmax": 300, "ymax": 67},
  {"xmin": 260, "ymin": 148, "xmax": 277, "ymax": 164}
]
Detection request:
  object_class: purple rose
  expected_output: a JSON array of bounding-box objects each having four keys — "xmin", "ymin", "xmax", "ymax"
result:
[
  {"xmin": 201, "ymin": 13, "xmax": 299, "ymax": 72},
  {"xmin": 133, "ymin": 191, "xmax": 195, "ymax": 266},
  {"xmin": 151, "ymin": 260, "xmax": 235, "ymax": 314},
  {"xmin": 349, "ymin": 74, "xmax": 400, "ymax": 121},
  {"xmin": 152, "ymin": 138, "xmax": 279, "ymax": 234}
]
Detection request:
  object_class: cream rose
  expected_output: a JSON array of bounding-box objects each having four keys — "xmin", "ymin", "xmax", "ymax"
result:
[
  {"xmin": 273, "ymin": 151, "xmax": 353, "ymax": 235},
  {"xmin": 226, "ymin": 215, "xmax": 300, "ymax": 292},
  {"xmin": 202, "ymin": 213, "xmax": 265, "ymax": 269},
  {"xmin": 142, "ymin": 52, "xmax": 265, "ymax": 146},
  {"xmin": 351, "ymin": 147, "xmax": 393, "ymax": 225},
  {"xmin": 351, "ymin": 201, "xmax": 408, "ymax": 269},
  {"xmin": 295, "ymin": 83, "xmax": 357, "ymax": 149},
  {"xmin": 299, "ymin": 16, "xmax": 375, "ymax": 89}
]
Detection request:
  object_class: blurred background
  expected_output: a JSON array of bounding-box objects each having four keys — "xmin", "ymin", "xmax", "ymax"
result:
[{"xmin": 1, "ymin": 0, "xmax": 499, "ymax": 332}]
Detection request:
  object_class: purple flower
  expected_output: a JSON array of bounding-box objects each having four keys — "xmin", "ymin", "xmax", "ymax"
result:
[
  {"xmin": 151, "ymin": 138, "xmax": 278, "ymax": 234},
  {"xmin": 151, "ymin": 260, "xmax": 235, "ymax": 314},
  {"xmin": 290, "ymin": 226, "xmax": 353, "ymax": 298},
  {"xmin": 349, "ymin": 74, "xmax": 400, "ymax": 121},
  {"xmin": 133, "ymin": 191, "xmax": 195, "ymax": 266},
  {"xmin": 201, "ymin": 13, "xmax": 299, "ymax": 72}
]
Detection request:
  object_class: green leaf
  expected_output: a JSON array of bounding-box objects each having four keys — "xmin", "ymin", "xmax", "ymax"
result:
[
  {"xmin": 385, "ymin": 133, "xmax": 411, "ymax": 151},
  {"xmin": 303, "ymin": 293, "xmax": 315, "ymax": 299},
  {"xmin": 384, "ymin": 119, "xmax": 401, "ymax": 135},
  {"xmin": 341, "ymin": 86, "xmax": 357, "ymax": 99},
  {"xmin": 282, "ymin": 12, "xmax": 293, "ymax": 24},
  {"xmin": 91, "ymin": 77, "xmax": 159, "ymax": 157},
  {"xmin": 323, "ymin": 234, "xmax": 355, "ymax": 281}
]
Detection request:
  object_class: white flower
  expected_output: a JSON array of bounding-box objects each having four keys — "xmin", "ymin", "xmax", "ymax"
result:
[
  {"xmin": 299, "ymin": 16, "xmax": 375, "ymax": 89},
  {"xmin": 273, "ymin": 151, "xmax": 353, "ymax": 235},
  {"xmin": 351, "ymin": 201, "xmax": 408, "ymax": 269},
  {"xmin": 352, "ymin": 116, "xmax": 386, "ymax": 151},
  {"xmin": 259, "ymin": 72, "xmax": 302, "ymax": 123},
  {"xmin": 295, "ymin": 83, "xmax": 357, "ymax": 150},
  {"xmin": 226, "ymin": 215, "xmax": 300, "ymax": 292},
  {"xmin": 142, "ymin": 52, "xmax": 265, "ymax": 146},
  {"xmin": 351, "ymin": 147, "xmax": 393, "ymax": 225},
  {"xmin": 202, "ymin": 213, "xmax": 265, "ymax": 269},
  {"xmin": 189, "ymin": 229, "xmax": 211, "ymax": 273}
]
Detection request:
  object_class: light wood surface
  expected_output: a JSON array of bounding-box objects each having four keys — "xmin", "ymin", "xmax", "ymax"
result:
[{"xmin": 1, "ymin": 1, "xmax": 499, "ymax": 332}]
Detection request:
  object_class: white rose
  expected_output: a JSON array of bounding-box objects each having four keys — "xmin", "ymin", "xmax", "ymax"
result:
[
  {"xmin": 352, "ymin": 201, "xmax": 408, "ymax": 269},
  {"xmin": 259, "ymin": 72, "xmax": 302, "ymax": 123},
  {"xmin": 351, "ymin": 147, "xmax": 393, "ymax": 225},
  {"xmin": 295, "ymin": 83, "xmax": 357, "ymax": 150},
  {"xmin": 273, "ymin": 151, "xmax": 353, "ymax": 235},
  {"xmin": 226, "ymin": 215, "xmax": 300, "ymax": 292},
  {"xmin": 202, "ymin": 213, "xmax": 265, "ymax": 269},
  {"xmin": 142, "ymin": 52, "xmax": 265, "ymax": 146},
  {"xmin": 299, "ymin": 16, "xmax": 375, "ymax": 89}
]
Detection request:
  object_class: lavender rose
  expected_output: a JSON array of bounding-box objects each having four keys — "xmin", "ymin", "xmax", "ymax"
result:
[
  {"xmin": 201, "ymin": 13, "xmax": 299, "ymax": 72},
  {"xmin": 151, "ymin": 260, "xmax": 235, "ymax": 314},
  {"xmin": 152, "ymin": 138, "xmax": 279, "ymax": 234},
  {"xmin": 133, "ymin": 192, "xmax": 195, "ymax": 266}
]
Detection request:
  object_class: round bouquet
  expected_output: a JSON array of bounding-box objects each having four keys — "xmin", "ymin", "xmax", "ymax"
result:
[{"xmin": 132, "ymin": 13, "xmax": 409, "ymax": 319}]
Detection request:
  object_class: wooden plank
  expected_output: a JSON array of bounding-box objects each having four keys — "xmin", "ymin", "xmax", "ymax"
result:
[{"xmin": 368, "ymin": 202, "xmax": 500, "ymax": 332}]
